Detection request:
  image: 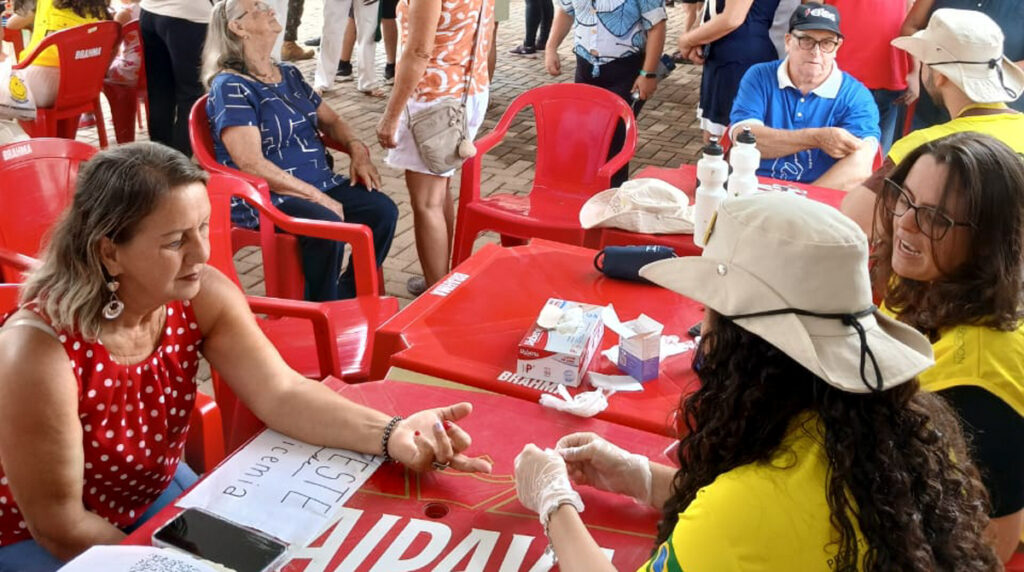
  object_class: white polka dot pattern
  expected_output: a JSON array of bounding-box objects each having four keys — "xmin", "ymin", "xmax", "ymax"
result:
[{"xmin": 0, "ymin": 300, "xmax": 204, "ymax": 546}]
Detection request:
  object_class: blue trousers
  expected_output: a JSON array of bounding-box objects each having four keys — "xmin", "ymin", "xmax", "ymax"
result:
[
  {"xmin": 0, "ymin": 463, "xmax": 199, "ymax": 572},
  {"xmin": 274, "ymin": 182, "xmax": 398, "ymax": 301}
]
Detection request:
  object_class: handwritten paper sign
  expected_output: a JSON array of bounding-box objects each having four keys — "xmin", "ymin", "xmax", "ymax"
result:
[{"xmin": 176, "ymin": 429, "xmax": 382, "ymax": 546}]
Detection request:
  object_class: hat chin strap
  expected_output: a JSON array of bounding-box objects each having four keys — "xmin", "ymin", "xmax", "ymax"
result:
[
  {"xmin": 720, "ymin": 305, "xmax": 884, "ymax": 393},
  {"xmin": 929, "ymin": 57, "xmax": 1020, "ymax": 100}
]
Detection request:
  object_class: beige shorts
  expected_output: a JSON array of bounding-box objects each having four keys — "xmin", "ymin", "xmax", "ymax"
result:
[{"xmin": 386, "ymin": 91, "xmax": 489, "ymax": 178}]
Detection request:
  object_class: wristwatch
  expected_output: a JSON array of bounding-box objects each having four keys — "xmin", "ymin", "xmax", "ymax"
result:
[{"xmin": 638, "ymin": 69, "xmax": 656, "ymax": 78}]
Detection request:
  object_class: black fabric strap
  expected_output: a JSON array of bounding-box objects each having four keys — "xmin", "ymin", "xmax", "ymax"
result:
[
  {"xmin": 720, "ymin": 305, "xmax": 884, "ymax": 392},
  {"xmin": 929, "ymin": 58, "xmax": 1020, "ymax": 100}
]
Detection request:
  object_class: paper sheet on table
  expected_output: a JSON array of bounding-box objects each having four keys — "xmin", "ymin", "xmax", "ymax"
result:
[
  {"xmin": 177, "ymin": 429, "xmax": 382, "ymax": 546},
  {"xmin": 59, "ymin": 545, "xmax": 224, "ymax": 572},
  {"xmin": 602, "ymin": 336, "xmax": 698, "ymax": 364},
  {"xmin": 588, "ymin": 372, "xmax": 644, "ymax": 392}
]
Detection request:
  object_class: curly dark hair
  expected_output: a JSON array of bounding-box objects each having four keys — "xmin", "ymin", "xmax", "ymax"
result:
[
  {"xmin": 654, "ymin": 311, "xmax": 999, "ymax": 571},
  {"xmin": 870, "ymin": 132, "xmax": 1024, "ymax": 339},
  {"xmin": 52, "ymin": 0, "xmax": 110, "ymax": 21}
]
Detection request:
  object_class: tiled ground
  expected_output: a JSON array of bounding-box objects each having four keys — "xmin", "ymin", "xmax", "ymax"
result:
[{"xmin": 36, "ymin": 0, "xmax": 706, "ymax": 308}]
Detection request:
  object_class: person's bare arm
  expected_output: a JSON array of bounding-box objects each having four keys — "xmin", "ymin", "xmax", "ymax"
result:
[
  {"xmin": 648, "ymin": 462, "xmax": 677, "ymax": 509},
  {"xmin": 219, "ymin": 126, "xmax": 345, "ymax": 219},
  {"xmin": 376, "ymin": 0, "xmax": 441, "ymax": 148},
  {"xmin": 901, "ymin": 0, "xmax": 933, "ymax": 35},
  {"xmin": 813, "ymin": 138, "xmax": 877, "ymax": 190},
  {"xmin": 989, "ymin": 510, "xmax": 1024, "ymax": 563},
  {"xmin": 679, "ymin": 0, "xmax": 753, "ymax": 48},
  {"xmin": 0, "ymin": 318, "xmax": 126, "ymax": 561},
  {"xmin": 194, "ymin": 268, "xmax": 492, "ymax": 473},
  {"xmin": 316, "ymin": 103, "xmax": 382, "ymax": 190},
  {"xmin": 546, "ymin": 506, "xmax": 617, "ymax": 572},
  {"xmin": 681, "ymin": 2, "xmax": 703, "ymax": 32},
  {"xmin": 735, "ymin": 123, "xmax": 861, "ymax": 159},
  {"xmin": 544, "ymin": 8, "xmax": 574, "ymax": 76},
  {"xmin": 633, "ymin": 20, "xmax": 666, "ymax": 99}
]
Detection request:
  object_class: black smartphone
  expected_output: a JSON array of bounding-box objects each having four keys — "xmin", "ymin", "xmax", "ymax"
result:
[
  {"xmin": 152, "ymin": 508, "xmax": 288, "ymax": 572},
  {"xmin": 687, "ymin": 320, "xmax": 702, "ymax": 338}
]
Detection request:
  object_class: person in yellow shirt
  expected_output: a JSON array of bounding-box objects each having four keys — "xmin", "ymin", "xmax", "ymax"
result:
[
  {"xmin": 17, "ymin": 0, "xmax": 108, "ymax": 106},
  {"xmin": 513, "ymin": 192, "xmax": 1000, "ymax": 571},
  {"xmin": 841, "ymin": 9, "xmax": 1024, "ymax": 235},
  {"xmin": 870, "ymin": 131, "xmax": 1024, "ymax": 563}
]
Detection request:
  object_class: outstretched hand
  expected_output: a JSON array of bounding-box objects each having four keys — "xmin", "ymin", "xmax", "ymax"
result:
[
  {"xmin": 387, "ymin": 402, "xmax": 493, "ymax": 474},
  {"xmin": 556, "ymin": 432, "xmax": 652, "ymax": 505}
]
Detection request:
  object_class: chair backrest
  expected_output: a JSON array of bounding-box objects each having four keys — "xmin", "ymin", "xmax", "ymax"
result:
[
  {"xmin": 509, "ymin": 83, "xmax": 637, "ymax": 195},
  {"xmin": 0, "ymin": 139, "xmax": 97, "ymax": 267},
  {"xmin": 3, "ymin": 25, "xmax": 25, "ymax": 57},
  {"xmin": 15, "ymin": 21, "xmax": 120, "ymax": 109},
  {"xmin": 205, "ymin": 172, "xmax": 248, "ymax": 290}
]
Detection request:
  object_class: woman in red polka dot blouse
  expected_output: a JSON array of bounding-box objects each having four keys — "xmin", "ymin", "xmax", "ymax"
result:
[{"xmin": 0, "ymin": 142, "xmax": 492, "ymax": 570}]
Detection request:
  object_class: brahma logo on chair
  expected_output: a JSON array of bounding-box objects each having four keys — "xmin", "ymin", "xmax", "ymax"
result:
[
  {"xmin": 74, "ymin": 47, "xmax": 102, "ymax": 60},
  {"xmin": 1, "ymin": 143, "xmax": 31, "ymax": 161}
]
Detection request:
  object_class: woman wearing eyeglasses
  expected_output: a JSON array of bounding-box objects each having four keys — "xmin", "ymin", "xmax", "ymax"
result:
[{"xmin": 871, "ymin": 131, "xmax": 1024, "ymax": 562}]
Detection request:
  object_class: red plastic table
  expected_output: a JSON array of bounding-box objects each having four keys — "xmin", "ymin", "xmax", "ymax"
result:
[
  {"xmin": 598, "ymin": 164, "xmax": 847, "ymax": 255},
  {"xmin": 124, "ymin": 379, "xmax": 675, "ymax": 571},
  {"xmin": 372, "ymin": 239, "xmax": 704, "ymax": 437}
]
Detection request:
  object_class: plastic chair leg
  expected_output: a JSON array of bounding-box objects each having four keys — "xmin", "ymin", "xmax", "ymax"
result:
[
  {"xmin": 451, "ymin": 217, "xmax": 484, "ymax": 267},
  {"xmin": 93, "ymin": 102, "xmax": 108, "ymax": 148},
  {"xmin": 103, "ymin": 85, "xmax": 140, "ymax": 144}
]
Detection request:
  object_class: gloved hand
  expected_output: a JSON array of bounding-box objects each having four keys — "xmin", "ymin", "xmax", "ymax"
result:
[
  {"xmin": 556, "ymin": 432, "xmax": 652, "ymax": 505},
  {"xmin": 514, "ymin": 444, "xmax": 585, "ymax": 528}
]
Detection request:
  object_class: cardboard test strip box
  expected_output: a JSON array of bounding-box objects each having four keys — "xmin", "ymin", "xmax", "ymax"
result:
[{"xmin": 517, "ymin": 298, "xmax": 604, "ymax": 387}]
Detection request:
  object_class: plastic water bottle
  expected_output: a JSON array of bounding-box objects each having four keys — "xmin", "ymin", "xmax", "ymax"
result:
[
  {"xmin": 694, "ymin": 137, "xmax": 728, "ymax": 248},
  {"xmin": 727, "ymin": 126, "xmax": 760, "ymax": 197}
]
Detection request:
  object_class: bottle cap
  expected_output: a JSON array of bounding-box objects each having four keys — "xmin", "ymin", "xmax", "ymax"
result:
[
  {"xmin": 702, "ymin": 137, "xmax": 724, "ymax": 157},
  {"xmin": 736, "ymin": 126, "xmax": 756, "ymax": 145}
]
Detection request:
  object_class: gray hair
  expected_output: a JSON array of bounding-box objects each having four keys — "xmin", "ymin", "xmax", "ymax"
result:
[
  {"xmin": 201, "ymin": 0, "xmax": 250, "ymax": 88},
  {"xmin": 20, "ymin": 142, "xmax": 209, "ymax": 340}
]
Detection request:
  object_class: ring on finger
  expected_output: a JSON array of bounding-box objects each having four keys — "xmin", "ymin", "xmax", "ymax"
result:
[{"xmin": 432, "ymin": 461, "xmax": 450, "ymax": 471}]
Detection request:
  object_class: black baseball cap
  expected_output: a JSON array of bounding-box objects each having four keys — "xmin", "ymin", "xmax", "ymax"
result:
[{"xmin": 789, "ymin": 2, "xmax": 842, "ymax": 37}]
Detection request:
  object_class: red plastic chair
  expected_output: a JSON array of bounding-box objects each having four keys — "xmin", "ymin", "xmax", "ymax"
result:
[
  {"xmin": 2, "ymin": 24, "xmax": 25, "ymax": 57},
  {"xmin": 0, "ymin": 139, "xmax": 97, "ymax": 279},
  {"xmin": 451, "ymin": 83, "xmax": 637, "ymax": 266},
  {"xmin": 102, "ymin": 19, "xmax": 148, "ymax": 144},
  {"xmin": 204, "ymin": 174, "xmax": 398, "ymax": 448},
  {"xmin": 14, "ymin": 21, "xmax": 120, "ymax": 148}
]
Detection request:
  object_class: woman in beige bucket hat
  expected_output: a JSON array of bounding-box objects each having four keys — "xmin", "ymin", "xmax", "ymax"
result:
[
  {"xmin": 872, "ymin": 132, "xmax": 1024, "ymax": 563},
  {"xmin": 512, "ymin": 192, "xmax": 999, "ymax": 571}
]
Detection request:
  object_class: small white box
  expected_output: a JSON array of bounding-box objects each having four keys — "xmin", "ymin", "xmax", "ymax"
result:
[
  {"xmin": 617, "ymin": 314, "xmax": 663, "ymax": 382},
  {"xmin": 517, "ymin": 298, "xmax": 605, "ymax": 387}
]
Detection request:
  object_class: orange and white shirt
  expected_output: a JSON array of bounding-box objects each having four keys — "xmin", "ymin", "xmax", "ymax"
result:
[{"xmin": 397, "ymin": 0, "xmax": 494, "ymax": 102}]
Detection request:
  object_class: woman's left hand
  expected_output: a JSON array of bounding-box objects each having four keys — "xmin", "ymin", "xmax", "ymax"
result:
[
  {"xmin": 376, "ymin": 114, "xmax": 400, "ymax": 150},
  {"xmin": 349, "ymin": 145, "xmax": 382, "ymax": 191},
  {"xmin": 387, "ymin": 402, "xmax": 493, "ymax": 474}
]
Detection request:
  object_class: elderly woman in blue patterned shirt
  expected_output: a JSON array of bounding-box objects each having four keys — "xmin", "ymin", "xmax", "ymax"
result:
[{"xmin": 201, "ymin": 0, "xmax": 398, "ymax": 302}]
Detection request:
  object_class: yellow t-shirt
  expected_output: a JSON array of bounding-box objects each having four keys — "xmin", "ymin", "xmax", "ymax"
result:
[
  {"xmin": 638, "ymin": 414, "xmax": 866, "ymax": 572},
  {"xmin": 917, "ymin": 322, "xmax": 1024, "ymax": 417},
  {"xmin": 20, "ymin": 0, "xmax": 103, "ymax": 67},
  {"xmin": 887, "ymin": 104, "xmax": 1024, "ymax": 166}
]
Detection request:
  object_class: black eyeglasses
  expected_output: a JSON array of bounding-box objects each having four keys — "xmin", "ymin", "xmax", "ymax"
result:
[
  {"xmin": 791, "ymin": 33, "xmax": 840, "ymax": 54},
  {"xmin": 882, "ymin": 178, "xmax": 975, "ymax": 240}
]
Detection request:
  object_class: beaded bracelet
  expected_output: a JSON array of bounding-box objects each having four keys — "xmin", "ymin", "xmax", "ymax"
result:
[{"xmin": 380, "ymin": 415, "xmax": 403, "ymax": 462}]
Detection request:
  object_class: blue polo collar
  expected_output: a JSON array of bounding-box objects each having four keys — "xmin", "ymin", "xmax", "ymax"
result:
[{"xmin": 776, "ymin": 57, "xmax": 843, "ymax": 99}]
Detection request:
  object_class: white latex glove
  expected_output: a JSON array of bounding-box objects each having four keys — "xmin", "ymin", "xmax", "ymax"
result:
[
  {"xmin": 514, "ymin": 444, "xmax": 585, "ymax": 528},
  {"xmin": 556, "ymin": 432, "xmax": 652, "ymax": 505}
]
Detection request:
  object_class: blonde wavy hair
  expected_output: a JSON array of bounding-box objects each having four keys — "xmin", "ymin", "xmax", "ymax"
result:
[
  {"xmin": 20, "ymin": 142, "xmax": 208, "ymax": 340},
  {"xmin": 201, "ymin": 0, "xmax": 254, "ymax": 87}
]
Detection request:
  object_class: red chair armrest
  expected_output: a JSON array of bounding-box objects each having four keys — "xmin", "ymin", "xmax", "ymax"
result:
[
  {"xmin": 596, "ymin": 114, "xmax": 637, "ymax": 181},
  {"xmin": 185, "ymin": 391, "xmax": 227, "ymax": 473},
  {"xmin": 245, "ymin": 295, "xmax": 341, "ymax": 380},
  {"xmin": 210, "ymin": 174, "xmax": 381, "ymax": 297}
]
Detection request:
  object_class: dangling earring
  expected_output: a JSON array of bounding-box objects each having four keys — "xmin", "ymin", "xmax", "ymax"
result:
[{"xmin": 103, "ymin": 279, "xmax": 124, "ymax": 320}]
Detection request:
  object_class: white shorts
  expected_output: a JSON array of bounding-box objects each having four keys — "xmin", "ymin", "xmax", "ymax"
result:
[{"xmin": 386, "ymin": 91, "xmax": 489, "ymax": 177}]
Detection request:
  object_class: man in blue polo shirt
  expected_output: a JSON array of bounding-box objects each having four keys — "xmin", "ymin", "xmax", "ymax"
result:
[{"xmin": 729, "ymin": 3, "xmax": 879, "ymax": 190}]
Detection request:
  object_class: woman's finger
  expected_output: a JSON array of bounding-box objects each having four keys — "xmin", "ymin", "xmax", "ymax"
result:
[
  {"xmin": 443, "ymin": 420, "xmax": 472, "ymax": 452},
  {"xmin": 432, "ymin": 419, "xmax": 454, "ymax": 464},
  {"xmin": 449, "ymin": 453, "xmax": 493, "ymax": 474}
]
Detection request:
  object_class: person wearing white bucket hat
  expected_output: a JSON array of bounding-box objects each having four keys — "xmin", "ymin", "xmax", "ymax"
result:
[
  {"xmin": 841, "ymin": 8, "xmax": 1024, "ymax": 235},
  {"xmin": 513, "ymin": 192, "xmax": 999, "ymax": 571},
  {"xmin": 870, "ymin": 132, "xmax": 1024, "ymax": 562}
]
